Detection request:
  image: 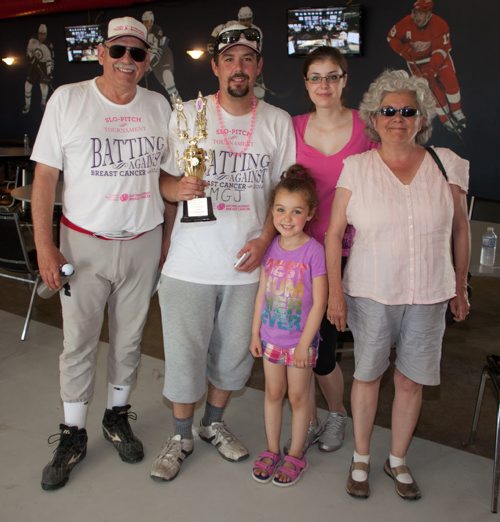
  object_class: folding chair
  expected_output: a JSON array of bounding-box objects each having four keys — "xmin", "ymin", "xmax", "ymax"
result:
[
  {"xmin": 469, "ymin": 355, "xmax": 500, "ymax": 513},
  {"xmin": 0, "ymin": 212, "xmax": 40, "ymax": 340},
  {"xmin": 0, "ymin": 164, "xmax": 22, "ymax": 211}
]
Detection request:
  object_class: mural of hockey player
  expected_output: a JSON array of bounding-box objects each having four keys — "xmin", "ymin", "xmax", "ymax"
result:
[
  {"xmin": 387, "ymin": 0, "xmax": 466, "ymax": 136},
  {"xmin": 141, "ymin": 10, "xmax": 180, "ymax": 106},
  {"xmin": 209, "ymin": 6, "xmax": 267, "ymax": 99},
  {"xmin": 22, "ymin": 24, "xmax": 54, "ymax": 114}
]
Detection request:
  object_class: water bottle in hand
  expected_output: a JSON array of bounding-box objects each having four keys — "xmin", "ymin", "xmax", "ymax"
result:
[
  {"xmin": 480, "ymin": 227, "xmax": 497, "ymax": 267},
  {"xmin": 37, "ymin": 264, "xmax": 75, "ymax": 299}
]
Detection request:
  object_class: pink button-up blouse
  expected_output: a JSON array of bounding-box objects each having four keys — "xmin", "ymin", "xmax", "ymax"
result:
[{"xmin": 337, "ymin": 148, "xmax": 469, "ymax": 305}]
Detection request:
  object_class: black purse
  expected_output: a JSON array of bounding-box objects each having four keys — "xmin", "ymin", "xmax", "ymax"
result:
[{"xmin": 425, "ymin": 146, "xmax": 472, "ymax": 326}]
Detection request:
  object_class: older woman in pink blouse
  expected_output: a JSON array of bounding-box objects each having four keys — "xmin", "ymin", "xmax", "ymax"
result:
[{"xmin": 325, "ymin": 70, "xmax": 470, "ymax": 500}]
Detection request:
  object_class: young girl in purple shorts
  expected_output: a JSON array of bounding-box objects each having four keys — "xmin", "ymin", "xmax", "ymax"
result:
[{"xmin": 249, "ymin": 164, "xmax": 327, "ymax": 487}]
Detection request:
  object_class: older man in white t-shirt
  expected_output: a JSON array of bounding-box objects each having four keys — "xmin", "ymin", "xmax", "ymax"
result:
[{"xmin": 31, "ymin": 16, "xmax": 205, "ymax": 491}]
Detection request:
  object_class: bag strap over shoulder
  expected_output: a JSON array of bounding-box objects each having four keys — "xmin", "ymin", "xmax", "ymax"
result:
[
  {"xmin": 425, "ymin": 145, "xmax": 472, "ymax": 325},
  {"xmin": 425, "ymin": 146, "xmax": 448, "ymax": 181}
]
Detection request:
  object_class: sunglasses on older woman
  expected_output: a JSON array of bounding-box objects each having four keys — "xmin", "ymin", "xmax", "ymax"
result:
[
  {"xmin": 377, "ymin": 106, "xmax": 420, "ymax": 118},
  {"xmin": 103, "ymin": 43, "xmax": 148, "ymax": 62}
]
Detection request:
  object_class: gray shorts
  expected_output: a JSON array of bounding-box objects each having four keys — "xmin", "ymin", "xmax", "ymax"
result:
[
  {"xmin": 346, "ymin": 296, "xmax": 448, "ymax": 386},
  {"xmin": 159, "ymin": 277, "xmax": 258, "ymax": 403}
]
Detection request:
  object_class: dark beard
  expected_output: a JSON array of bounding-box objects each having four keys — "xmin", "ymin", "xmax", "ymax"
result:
[
  {"xmin": 227, "ymin": 73, "xmax": 251, "ymax": 98},
  {"xmin": 228, "ymin": 84, "xmax": 250, "ymax": 98}
]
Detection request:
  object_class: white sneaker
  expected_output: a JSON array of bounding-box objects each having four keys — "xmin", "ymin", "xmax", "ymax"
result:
[
  {"xmin": 284, "ymin": 421, "xmax": 324, "ymax": 454},
  {"xmin": 198, "ymin": 421, "xmax": 249, "ymax": 462},
  {"xmin": 150, "ymin": 434, "xmax": 193, "ymax": 481},
  {"xmin": 318, "ymin": 412, "xmax": 347, "ymax": 452}
]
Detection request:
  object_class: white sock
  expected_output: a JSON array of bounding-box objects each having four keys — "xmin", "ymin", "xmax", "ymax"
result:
[
  {"xmin": 389, "ymin": 454, "xmax": 413, "ymax": 484},
  {"xmin": 352, "ymin": 450, "xmax": 370, "ymax": 481},
  {"xmin": 107, "ymin": 383, "xmax": 131, "ymax": 409},
  {"xmin": 63, "ymin": 401, "xmax": 88, "ymax": 429}
]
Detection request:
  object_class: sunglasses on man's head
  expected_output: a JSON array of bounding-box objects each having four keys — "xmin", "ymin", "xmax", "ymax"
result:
[
  {"xmin": 216, "ymin": 28, "xmax": 261, "ymax": 46},
  {"xmin": 104, "ymin": 43, "xmax": 148, "ymax": 62},
  {"xmin": 377, "ymin": 106, "xmax": 420, "ymax": 118}
]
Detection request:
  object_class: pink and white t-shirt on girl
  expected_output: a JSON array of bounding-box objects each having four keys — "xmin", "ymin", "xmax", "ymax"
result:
[{"xmin": 259, "ymin": 236, "xmax": 326, "ymax": 348}]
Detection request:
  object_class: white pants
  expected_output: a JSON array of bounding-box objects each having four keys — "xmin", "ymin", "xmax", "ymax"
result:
[{"xmin": 58, "ymin": 224, "xmax": 162, "ymax": 402}]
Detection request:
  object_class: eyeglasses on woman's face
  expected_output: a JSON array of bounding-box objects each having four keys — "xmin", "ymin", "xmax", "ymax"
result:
[{"xmin": 305, "ymin": 73, "xmax": 346, "ymax": 84}]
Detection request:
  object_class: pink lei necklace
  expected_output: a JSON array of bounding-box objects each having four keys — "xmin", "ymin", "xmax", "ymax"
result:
[{"xmin": 215, "ymin": 91, "xmax": 257, "ymax": 156}]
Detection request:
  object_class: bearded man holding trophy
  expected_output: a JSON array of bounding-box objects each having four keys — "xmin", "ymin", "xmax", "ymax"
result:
[{"xmin": 151, "ymin": 23, "xmax": 296, "ymax": 482}]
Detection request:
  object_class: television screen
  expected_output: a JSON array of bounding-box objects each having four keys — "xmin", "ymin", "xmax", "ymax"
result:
[
  {"xmin": 65, "ymin": 24, "xmax": 105, "ymax": 62},
  {"xmin": 287, "ymin": 5, "xmax": 362, "ymax": 57}
]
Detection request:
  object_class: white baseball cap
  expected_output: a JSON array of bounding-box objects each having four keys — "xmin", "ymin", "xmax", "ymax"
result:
[
  {"xmin": 142, "ymin": 11, "xmax": 154, "ymax": 23},
  {"xmin": 107, "ymin": 17, "xmax": 150, "ymax": 47},
  {"xmin": 38, "ymin": 24, "xmax": 47, "ymax": 34},
  {"xmin": 216, "ymin": 23, "xmax": 261, "ymax": 55}
]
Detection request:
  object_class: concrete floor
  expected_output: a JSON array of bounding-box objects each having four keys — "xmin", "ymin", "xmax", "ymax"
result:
[
  {"xmin": 0, "ymin": 273, "xmax": 498, "ymax": 459},
  {"xmin": 1, "ymin": 310, "xmax": 499, "ymax": 522}
]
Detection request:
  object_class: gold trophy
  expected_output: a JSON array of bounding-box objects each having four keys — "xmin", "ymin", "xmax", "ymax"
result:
[{"xmin": 175, "ymin": 92, "xmax": 216, "ymax": 222}]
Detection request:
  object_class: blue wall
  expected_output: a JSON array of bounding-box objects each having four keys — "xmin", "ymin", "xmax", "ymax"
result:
[{"xmin": 0, "ymin": 0, "xmax": 497, "ymax": 199}]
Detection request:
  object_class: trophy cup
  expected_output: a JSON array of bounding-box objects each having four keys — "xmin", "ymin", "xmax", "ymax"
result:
[{"xmin": 174, "ymin": 92, "xmax": 216, "ymax": 223}]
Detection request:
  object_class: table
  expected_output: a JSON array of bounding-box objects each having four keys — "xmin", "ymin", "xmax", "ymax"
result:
[
  {"xmin": 469, "ymin": 220, "xmax": 500, "ymax": 277},
  {"xmin": 11, "ymin": 181, "xmax": 63, "ymax": 206},
  {"xmin": 0, "ymin": 146, "xmax": 31, "ymax": 183},
  {"xmin": 0, "ymin": 146, "xmax": 31, "ymax": 159}
]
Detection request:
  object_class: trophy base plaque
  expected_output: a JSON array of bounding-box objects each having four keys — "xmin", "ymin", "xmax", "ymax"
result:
[{"xmin": 181, "ymin": 197, "xmax": 216, "ymax": 223}]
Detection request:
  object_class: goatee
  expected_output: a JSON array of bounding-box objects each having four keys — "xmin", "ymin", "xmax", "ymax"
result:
[{"xmin": 228, "ymin": 85, "xmax": 250, "ymax": 98}]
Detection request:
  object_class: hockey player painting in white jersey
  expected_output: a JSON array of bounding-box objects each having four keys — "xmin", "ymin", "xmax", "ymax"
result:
[
  {"xmin": 22, "ymin": 23, "xmax": 54, "ymax": 115},
  {"xmin": 141, "ymin": 10, "xmax": 180, "ymax": 107}
]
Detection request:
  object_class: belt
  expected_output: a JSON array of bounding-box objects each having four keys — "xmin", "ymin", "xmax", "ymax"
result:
[{"xmin": 61, "ymin": 215, "xmax": 145, "ymax": 241}]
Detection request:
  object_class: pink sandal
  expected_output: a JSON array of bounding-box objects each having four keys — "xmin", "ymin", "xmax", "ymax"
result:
[
  {"xmin": 272, "ymin": 454, "xmax": 308, "ymax": 487},
  {"xmin": 252, "ymin": 450, "xmax": 281, "ymax": 483}
]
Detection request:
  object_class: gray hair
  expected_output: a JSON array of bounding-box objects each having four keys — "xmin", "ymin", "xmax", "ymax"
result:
[{"xmin": 359, "ymin": 69, "xmax": 437, "ymax": 145}]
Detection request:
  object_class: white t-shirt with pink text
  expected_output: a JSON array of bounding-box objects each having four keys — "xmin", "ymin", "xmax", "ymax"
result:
[
  {"xmin": 31, "ymin": 78, "xmax": 171, "ymax": 235},
  {"xmin": 162, "ymin": 95, "xmax": 296, "ymax": 285}
]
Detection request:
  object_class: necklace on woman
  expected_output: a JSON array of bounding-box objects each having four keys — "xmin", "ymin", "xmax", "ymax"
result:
[{"xmin": 215, "ymin": 91, "xmax": 257, "ymax": 156}]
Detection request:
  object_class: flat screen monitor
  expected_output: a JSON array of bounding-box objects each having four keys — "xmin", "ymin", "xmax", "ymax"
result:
[
  {"xmin": 65, "ymin": 24, "xmax": 105, "ymax": 62},
  {"xmin": 287, "ymin": 5, "xmax": 362, "ymax": 57}
]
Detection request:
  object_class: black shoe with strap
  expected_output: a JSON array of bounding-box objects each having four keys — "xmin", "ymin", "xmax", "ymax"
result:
[
  {"xmin": 41, "ymin": 424, "xmax": 88, "ymax": 491},
  {"xmin": 102, "ymin": 404, "xmax": 144, "ymax": 463}
]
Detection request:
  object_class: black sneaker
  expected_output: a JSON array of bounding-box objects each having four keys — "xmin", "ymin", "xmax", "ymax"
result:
[
  {"xmin": 41, "ymin": 424, "xmax": 88, "ymax": 491},
  {"xmin": 102, "ymin": 405, "xmax": 144, "ymax": 463}
]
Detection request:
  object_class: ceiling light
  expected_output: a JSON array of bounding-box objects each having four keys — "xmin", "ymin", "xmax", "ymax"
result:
[
  {"xmin": 2, "ymin": 57, "xmax": 15, "ymax": 66},
  {"xmin": 186, "ymin": 49, "xmax": 204, "ymax": 60}
]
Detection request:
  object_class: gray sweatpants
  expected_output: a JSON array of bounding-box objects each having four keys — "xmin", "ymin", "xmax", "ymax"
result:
[
  {"xmin": 159, "ymin": 277, "xmax": 258, "ymax": 404},
  {"xmin": 58, "ymin": 224, "xmax": 162, "ymax": 402}
]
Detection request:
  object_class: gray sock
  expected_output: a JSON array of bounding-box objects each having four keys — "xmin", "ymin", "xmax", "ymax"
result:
[
  {"xmin": 201, "ymin": 402, "xmax": 224, "ymax": 427},
  {"xmin": 174, "ymin": 416, "xmax": 193, "ymax": 440}
]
